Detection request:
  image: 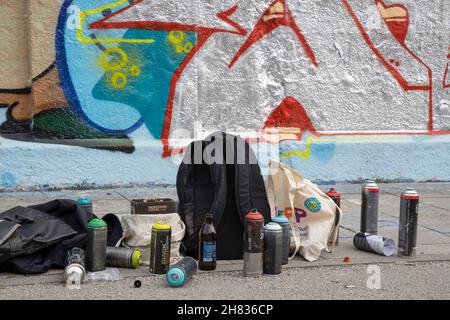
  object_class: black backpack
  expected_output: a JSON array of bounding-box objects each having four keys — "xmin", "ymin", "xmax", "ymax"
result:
[{"xmin": 176, "ymin": 132, "xmax": 271, "ymax": 260}]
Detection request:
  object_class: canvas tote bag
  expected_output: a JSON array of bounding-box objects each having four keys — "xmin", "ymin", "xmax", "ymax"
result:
[
  {"xmin": 120, "ymin": 214, "xmax": 186, "ymax": 264},
  {"xmin": 266, "ymin": 161, "xmax": 342, "ymax": 261}
]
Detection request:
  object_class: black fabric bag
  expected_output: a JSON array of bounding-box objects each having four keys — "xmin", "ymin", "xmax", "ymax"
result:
[
  {"xmin": 0, "ymin": 200, "xmax": 122, "ymax": 274},
  {"xmin": 177, "ymin": 132, "xmax": 271, "ymax": 260}
]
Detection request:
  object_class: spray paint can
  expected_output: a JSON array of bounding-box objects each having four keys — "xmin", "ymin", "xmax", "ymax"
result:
[
  {"xmin": 106, "ymin": 247, "xmax": 142, "ymax": 269},
  {"xmin": 243, "ymin": 209, "xmax": 264, "ymax": 277},
  {"xmin": 76, "ymin": 197, "xmax": 93, "ymax": 215},
  {"xmin": 150, "ymin": 222, "xmax": 172, "ymax": 274},
  {"xmin": 353, "ymin": 232, "xmax": 395, "ymax": 256},
  {"xmin": 86, "ymin": 218, "xmax": 107, "ymax": 272},
  {"xmin": 326, "ymin": 188, "xmax": 341, "ymax": 245},
  {"xmin": 263, "ymin": 223, "xmax": 283, "ymax": 275},
  {"xmin": 64, "ymin": 247, "xmax": 86, "ymax": 289},
  {"xmin": 166, "ymin": 257, "xmax": 198, "ymax": 287},
  {"xmin": 398, "ymin": 188, "xmax": 419, "ymax": 257},
  {"xmin": 272, "ymin": 214, "xmax": 290, "ymax": 265},
  {"xmin": 361, "ymin": 181, "xmax": 380, "ymax": 234}
]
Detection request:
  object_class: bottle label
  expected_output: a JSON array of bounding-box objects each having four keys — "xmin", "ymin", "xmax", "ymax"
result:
[{"xmin": 202, "ymin": 241, "xmax": 216, "ymax": 262}]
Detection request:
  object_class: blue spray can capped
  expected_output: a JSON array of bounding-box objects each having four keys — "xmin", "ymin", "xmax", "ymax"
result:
[
  {"xmin": 76, "ymin": 197, "xmax": 93, "ymax": 215},
  {"xmin": 166, "ymin": 257, "xmax": 198, "ymax": 287}
]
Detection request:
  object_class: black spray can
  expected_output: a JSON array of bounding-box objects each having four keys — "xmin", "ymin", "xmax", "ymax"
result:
[
  {"xmin": 243, "ymin": 209, "xmax": 264, "ymax": 277},
  {"xmin": 64, "ymin": 247, "xmax": 86, "ymax": 289},
  {"xmin": 166, "ymin": 257, "xmax": 198, "ymax": 287},
  {"xmin": 272, "ymin": 214, "xmax": 290, "ymax": 265},
  {"xmin": 106, "ymin": 247, "xmax": 142, "ymax": 269},
  {"xmin": 86, "ymin": 219, "xmax": 107, "ymax": 272},
  {"xmin": 398, "ymin": 188, "xmax": 419, "ymax": 257},
  {"xmin": 361, "ymin": 181, "xmax": 380, "ymax": 234},
  {"xmin": 150, "ymin": 222, "xmax": 172, "ymax": 274},
  {"xmin": 263, "ymin": 223, "xmax": 283, "ymax": 275},
  {"xmin": 353, "ymin": 232, "xmax": 395, "ymax": 256}
]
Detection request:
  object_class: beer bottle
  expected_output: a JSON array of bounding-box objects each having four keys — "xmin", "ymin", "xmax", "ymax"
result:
[{"xmin": 198, "ymin": 213, "xmax": 217, "ymax": 271}]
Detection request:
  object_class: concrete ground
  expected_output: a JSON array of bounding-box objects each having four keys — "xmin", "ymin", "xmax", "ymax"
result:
[{"xmin": 0, "ymin": 183, "xmax": 449, "ymax": 300}]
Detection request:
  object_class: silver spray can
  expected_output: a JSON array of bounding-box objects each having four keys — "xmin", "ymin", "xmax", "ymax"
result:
[
  {"xmin": 243, "ymin": 209, "xmax": 264, "ymax": 277},
  {"xmin": 106, "ymin": 247, "xmax": 142, "ymax": 269},
  {"xmin": 353, "ymin": 232, "xmax": 395, "ymax": 256},
  {"xmin": 398, "ymin": 188, "xmax": 419, "ymax": 257},
  {"xmin": 263, "ymin": 223, "xmax": 283, "ymax": 275},
  {"xmin": 361, "ymin": 181, "xmax": 380, "ymax": 234},
  {"xmin": 86, "ymin": 218, "xmax": 107, "ymax": 272},
  {"xmin": 272, "ymin": 214, "xmax": 290, "ymax": 265},
  {"xmin": 64, "ymin": 247, "xmax": 86, "ymax": 290}
]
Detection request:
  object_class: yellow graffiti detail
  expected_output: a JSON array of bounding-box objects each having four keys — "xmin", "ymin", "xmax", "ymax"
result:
[
  {"xmin": 130, "ymin": 65, "xmax": 141, "ymax": 77},
  {"xmin": 168, "ymin": 31, "xmax": 192, "ymax": 54},
  {"xmin": 111, "ymin": 72, "xmax": 127, "ymax": 89},
  {"xmin": 281, "ymin": 136, "xmax": 403, "ymax": 159},
  {"xmin": 184, "ymin": 42, "xmax": 194, "ymax": 53},
  {"xmin": 168, "ymin": 31, "xmax": 185, "ymax": 45},
  {"xmin": 101, "ymin": 48, "xmax": 128, "ymax": 71},
  {"xmin": 176, "ymin": 45, "xmax": 184, "ymax": 54},
  {"xmin": 76, "ymin": 0, "xmax": 155, "ymax": 44}
]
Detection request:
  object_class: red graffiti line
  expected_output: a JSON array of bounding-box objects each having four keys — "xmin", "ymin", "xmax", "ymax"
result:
[
  {"xmin": 228, "ymin": 0, "xmax": 317, "ymax": 68},
  {"xmin": 161, "ymin": 32, "xmax": 214, "ymax": 158},
  {"xmin": 444, "ymin": 63, "xmax": 450, "ymax": 89},
  {"xmin": 90, "ymin": 1, "xmax": 246, "ymax": 36},
  {"xmin": 342, "ymin": 0, "xmax": 433, "ymax": 131},
  {"xmin": 444, "ymin": 46, "xmax": 450, "ymax": 89}
]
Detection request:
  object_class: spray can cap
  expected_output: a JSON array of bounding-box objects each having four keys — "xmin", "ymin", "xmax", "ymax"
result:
[
  {"xmin": 131, "ymin": 249, "xmax": 143, "ymax": 268},
  {"xmin": 401, "ymin": 187, "xmax": 419, "ymax": 200},
  {"xmin": 152, "ymin": 221, "xmax": 171, "ymax": 230},
  {"xmin": 272, "ymin": 214, "xmax": 288, "ymax": 223},
  {"xmin": 167, "ymin": 267, "xmax": 185, "ymax": 287},
  {"xmin": 364, "ymin": 181, "xmax": 380, "ymax": 192},
  {"xmin": 326, "ymin": 188, "xmax": 340, "ymax": 197},
  {"xmin": 88, "ymin": 219, "xmax": 107, "ymax": 228},
  {"xmin": 76, "ymin": 197, "xmax": 92, "ymax": 205},
  {"xmin": 245, "ymin": 209, "xmax": 264, "ymax": 220},
  {"xmin": 263, "ymin": 222, "xmax": 282, "ymax": 231}
]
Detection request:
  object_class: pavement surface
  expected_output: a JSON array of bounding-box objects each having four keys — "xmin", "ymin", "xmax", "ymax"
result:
[{"xmin": 0, "ymin": 183, "xmax": 449, "ymax": 300}]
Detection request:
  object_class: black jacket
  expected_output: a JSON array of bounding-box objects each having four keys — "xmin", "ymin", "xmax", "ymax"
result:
[{"xmin": 0, "ymin": 199, "xmax": 121, "ymax": 274}]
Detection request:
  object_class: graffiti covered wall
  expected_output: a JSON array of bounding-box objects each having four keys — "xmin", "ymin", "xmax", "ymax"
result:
[{"xmin": 0, "ymin": 0, "xmax": 449, "ymax": 190}]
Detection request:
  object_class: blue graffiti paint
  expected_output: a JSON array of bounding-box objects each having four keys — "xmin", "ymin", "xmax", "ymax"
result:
[
  {"xmin": 56, "ymin": 0, "xmax": 197, "ymax": 138},
  {"xmin": 1, "ymin": 172, "xmax": 17, "ymax": 188},
  {"xmin": 56, "ymin": 0, "xmax": 142, "ymax": 134},
  {"xmin": 92, "ymin": 30, "xmax": 196, "ymax": 138},
  {"xmin": 311, "ymin": 142, "xmax": 336, "ymax": 163}
]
